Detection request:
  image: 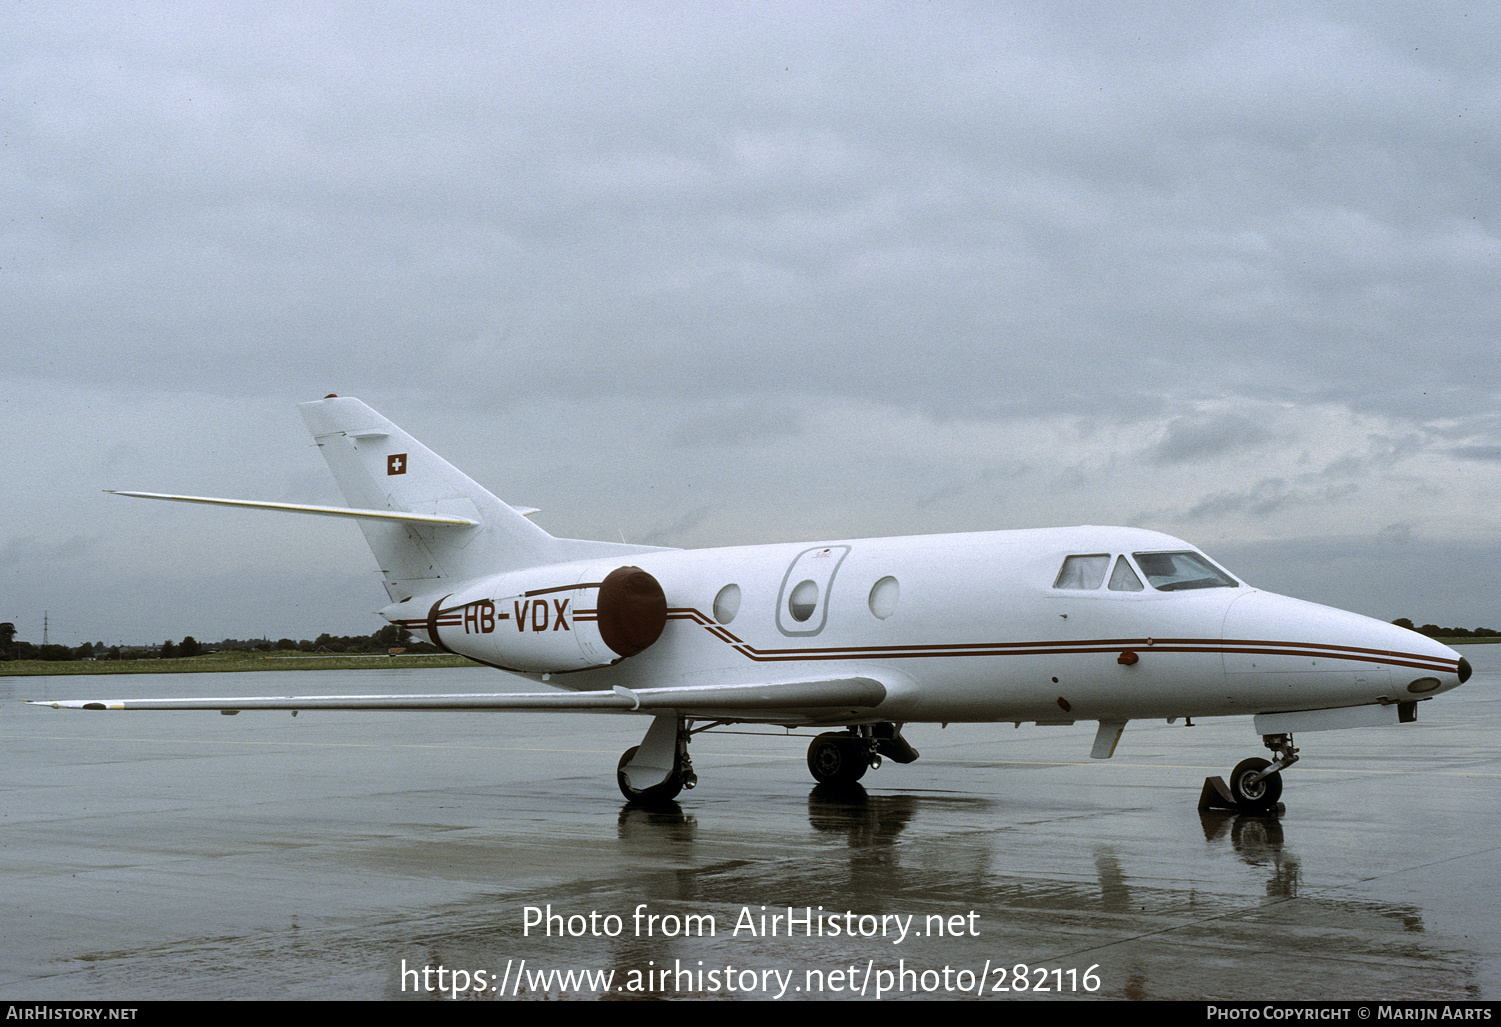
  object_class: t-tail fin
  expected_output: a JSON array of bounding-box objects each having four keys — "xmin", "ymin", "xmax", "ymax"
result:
[{"xmin": 298, "ymin": 396, "xmax": 663, "ymax": 601}]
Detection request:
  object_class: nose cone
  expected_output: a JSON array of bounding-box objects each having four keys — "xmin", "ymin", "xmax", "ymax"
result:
[{"xmin": 1222, "ymin": 590, "xmax": 1468, "ymax": 696}]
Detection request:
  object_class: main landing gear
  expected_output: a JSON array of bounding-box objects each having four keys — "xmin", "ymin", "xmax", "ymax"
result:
[
  {"xmin": 615, "ymin": 718, "xmax": 921, "ymax": 801},
  {"xmin": 806, "ymin": 725, "xmax": 920, "ymax": 786},
  {"xmin": 1203, "ymin": 733, "xmax": 1300, "ymax": 813},
  {"xmin": 617, "ymin": 714, "xmax": 696, "ymax": 804}
]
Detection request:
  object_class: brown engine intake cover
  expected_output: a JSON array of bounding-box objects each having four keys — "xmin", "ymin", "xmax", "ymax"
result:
[{"xmin": 596, "ymin": 565, "xmax": 668, "ymax": 658}]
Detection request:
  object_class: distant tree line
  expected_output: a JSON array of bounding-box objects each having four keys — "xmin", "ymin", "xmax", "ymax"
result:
[
  {"xmin": 0, "ymin": 622, "xmax": 434, "ymax": 662},
  {"xmin": 1392, "ymin": 618, "xmax": 1501, "ymax": 638}
]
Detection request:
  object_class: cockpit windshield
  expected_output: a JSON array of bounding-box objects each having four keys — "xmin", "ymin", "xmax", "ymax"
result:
[
  {"xmin": 1053, "ymin": 554, "xmax": 1109, "ymax": 589},
  {"xmin": 1131, "ymin": 551, "xmax": 1238, "ymax": 591}
]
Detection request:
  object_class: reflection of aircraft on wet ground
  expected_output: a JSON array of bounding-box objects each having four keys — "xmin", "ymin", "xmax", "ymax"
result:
[{"xmin": 27, "ymin": 397, "xmax": 1470, "ymax": 808}]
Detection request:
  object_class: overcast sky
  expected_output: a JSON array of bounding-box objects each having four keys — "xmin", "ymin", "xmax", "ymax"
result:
[{"xmin": 5, "ymin": 1, "xmax": 1499, "ymax": 646}]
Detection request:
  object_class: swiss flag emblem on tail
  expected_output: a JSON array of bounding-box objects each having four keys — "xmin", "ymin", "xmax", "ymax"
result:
[{"xmin": 387, "ymin": 453, "xmax": 407, "ymax": 475}]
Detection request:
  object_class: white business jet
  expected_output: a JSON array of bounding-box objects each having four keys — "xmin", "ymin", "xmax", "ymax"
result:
[{"xmin": 27, "ymin": 396, "xmax": 1470, "ymax": 809}]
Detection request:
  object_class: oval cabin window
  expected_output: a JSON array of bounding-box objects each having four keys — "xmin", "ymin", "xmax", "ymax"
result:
[
  {"xmin": 713, "ymin": 583, "xmax": 741, "ymax": 624},
  {"xmin": 788, "ymin": 579, "xmax": 819, "ymax": 622},
  {"xmin": 868, "ymin": 576, "xmax": 899, "ymax": 619}
]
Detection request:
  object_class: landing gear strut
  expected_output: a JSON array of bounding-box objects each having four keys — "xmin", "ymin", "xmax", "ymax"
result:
[{"xmin": 617, "ymin": 714, "xmax": 696, "ymax": 803}]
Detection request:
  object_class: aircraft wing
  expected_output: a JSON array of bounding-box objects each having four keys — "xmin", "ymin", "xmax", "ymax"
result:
[{"xmin": 22, "ymin": 676, "xmax": 889, "ymax": 723}]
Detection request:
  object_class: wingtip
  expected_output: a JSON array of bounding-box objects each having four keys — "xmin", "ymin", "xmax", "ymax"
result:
[{"xmin": 22, "ymin": 698, "xmax": 117, "ymax": 710}]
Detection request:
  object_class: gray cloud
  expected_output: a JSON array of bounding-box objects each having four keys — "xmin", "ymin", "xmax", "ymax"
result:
[
  {"xmin": 1181, "ymin": 477, "xmax": 1362, "ymax": 522},
  {"xmin": 1450, "ymin": 445, "xmax": 1501, "ymax": 462},
  {"xmin": 1148, "ymin": 413, "xmax": 1273, "ymax": 464}
]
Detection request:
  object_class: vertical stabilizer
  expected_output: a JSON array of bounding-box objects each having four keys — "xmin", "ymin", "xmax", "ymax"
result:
[{"xmin": 299, "ymin": 397, "xmax": 593, "ymax": 600}]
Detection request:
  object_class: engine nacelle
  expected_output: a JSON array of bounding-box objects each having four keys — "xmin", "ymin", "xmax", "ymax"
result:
[{"xmin": 420, "ymin": 565, "xmax": 667, "ymax": 674}]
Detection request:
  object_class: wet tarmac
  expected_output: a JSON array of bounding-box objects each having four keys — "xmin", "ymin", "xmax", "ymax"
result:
[{"xmin": 2, "ymin": 650, "xmax": 1498, "ymax": 1001}]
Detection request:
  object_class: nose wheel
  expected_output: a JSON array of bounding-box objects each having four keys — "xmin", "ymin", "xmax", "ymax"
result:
[
  {"xmin": 1228, "ymin": 757, "xmax": 1282, "ymax": 810},
  {"xmin": 1201, "ymin": 733, "xmax": 1299, "ymax": 813}
]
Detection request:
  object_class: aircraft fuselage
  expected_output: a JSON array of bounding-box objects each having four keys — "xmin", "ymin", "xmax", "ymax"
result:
[{"xmin": 404, "ymin": 524, "xmax": 1464, "ymax": 728}]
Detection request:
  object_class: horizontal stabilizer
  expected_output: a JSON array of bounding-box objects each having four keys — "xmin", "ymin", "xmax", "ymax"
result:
[
  {"xmin": 24, "ymin": 677, "xmax": 888, "ymax": 719},
  {"xmin": 105, "ymin": 491, "xmax": 480, "ymax": 526}
]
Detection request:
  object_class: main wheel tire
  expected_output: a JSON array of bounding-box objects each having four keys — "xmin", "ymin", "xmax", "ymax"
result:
[
  {"xmin": 807, "ymin": 734, "xmax": 869, "ymax": 785},
  {"xmin": 617, "ymin": 745, "xmax": 684, "ymax": 804},
  {"xmin": 1229, "ymin": 757, "xmax": 1282, "ymax": 811}
]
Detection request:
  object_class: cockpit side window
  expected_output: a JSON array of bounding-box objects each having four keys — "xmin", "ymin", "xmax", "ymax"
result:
[
  {"xmin": 1108, "ymin": 556, "xmax": 1144, "ymax": 591},
  {"xmin": 1054, "ymin": 554, "xmax": 1109, "ymax": 590},
  {"xmin": 1132, "ymin": 551, "xmax": 1238, "ymax": 591}
]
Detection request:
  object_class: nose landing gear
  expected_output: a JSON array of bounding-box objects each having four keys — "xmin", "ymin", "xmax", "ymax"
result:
[
  {"xmin": 1202, "ymin": 733, "xmax": 1300, "ymax": 813},
  {"xmin": 1228, "ymin": 757, "xmax": 1282, "ymax": 809}
]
